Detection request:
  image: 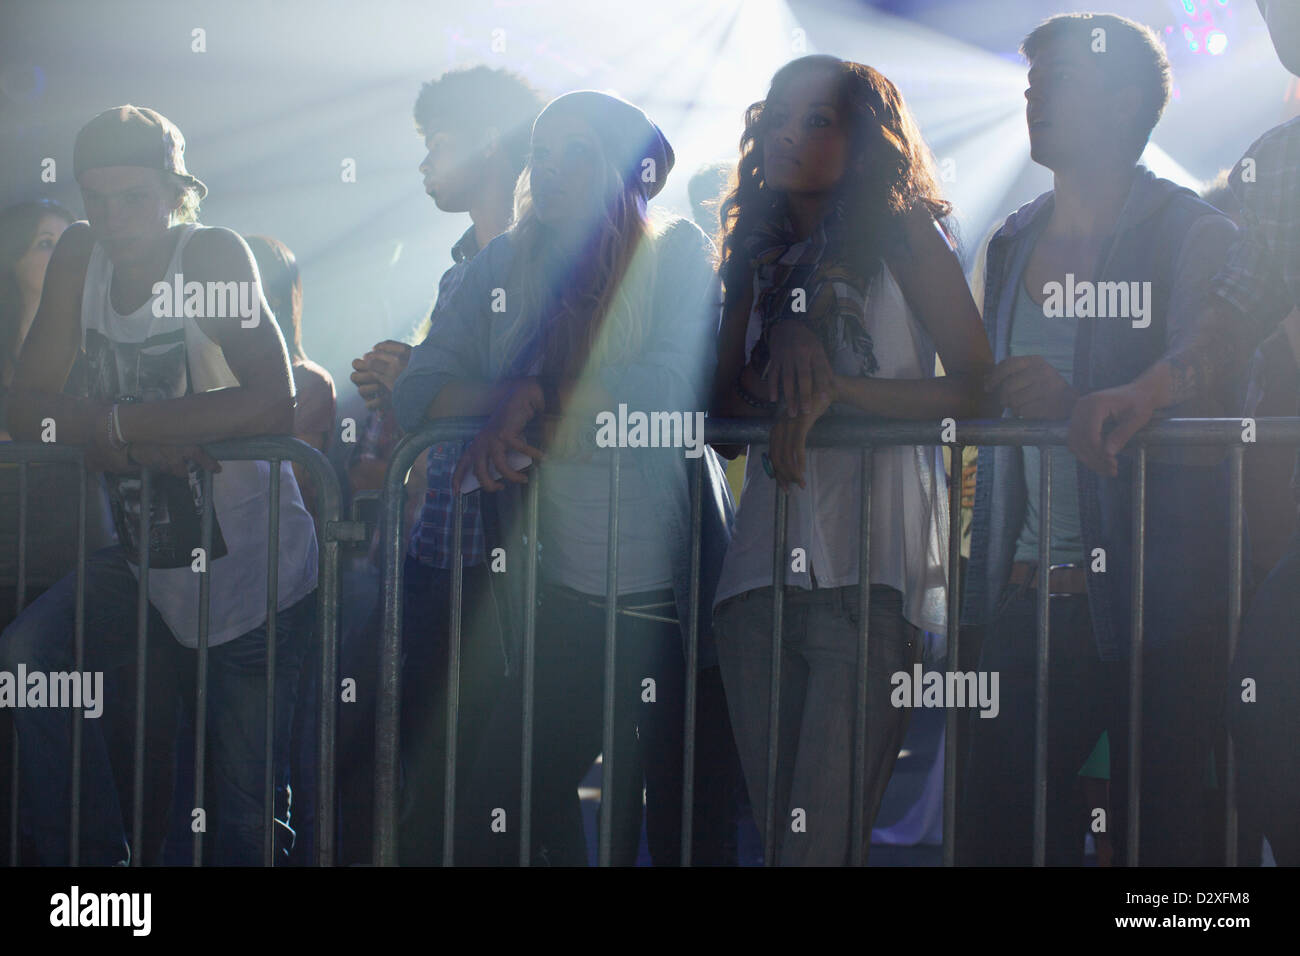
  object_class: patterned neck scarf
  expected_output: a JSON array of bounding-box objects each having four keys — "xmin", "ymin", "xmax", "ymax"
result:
[{"xmin": 743, "ymin": 202, "xmax": 880, "ymax": 378}]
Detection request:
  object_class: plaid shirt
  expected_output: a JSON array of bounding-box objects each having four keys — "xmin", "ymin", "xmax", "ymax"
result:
[
  {"xmin": 1212, "ymin": 116, "xmax": 1300, "ymax": 498},
  {"xmin": 1212, "ymin": 116, "xmax": 1300, "ymax": 330},
  {"xmin": 408, "ymin": 225, "xmax": 487, "ymax": 568}
]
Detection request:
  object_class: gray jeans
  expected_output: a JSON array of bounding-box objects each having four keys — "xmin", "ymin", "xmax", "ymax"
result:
[{"xmin": 714, "ymin": 584, "xmax": 921, "ymax": 865}]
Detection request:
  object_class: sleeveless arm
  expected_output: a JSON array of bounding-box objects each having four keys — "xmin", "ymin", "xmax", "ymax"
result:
[
  {"xmin": 7, "ymin": 222, "xmax": 108, "ymax": 449},
  {"xmin": 112, "ymin": 227, "xmax": 298, "ymax": 444}
]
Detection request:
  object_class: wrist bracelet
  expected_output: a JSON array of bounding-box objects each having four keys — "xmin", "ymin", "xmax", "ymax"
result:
[
  {"xmin": 736, "ymin": 373, "xmax": 777, "ymax": 411},
  {"xmin": 110, "ymin": 403, "xmax": 128, "ymax": 448},
  {"xmin": 105, "ymin": 405, "xmax": 128, "ymax": 452}
]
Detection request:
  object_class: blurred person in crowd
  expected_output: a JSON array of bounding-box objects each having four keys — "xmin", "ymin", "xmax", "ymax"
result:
[
  {"xmin": 1202, "ymin": 168, "xmax": 1300, "ymax": 587},
  {"xmin": 685, "ymin": 159, "xmax": 749, "ymax": 854},
  {"xmin": 1070, "ymin": 0, "xmax": 1300, "ymax": 865},
  {"xmin": 245, "ymin": 235, "xmax": 335, "ymax": 520},
  {"xmin": 0, "ymin": 198, "xmax": 117, "ymax": 865},
  {"xmin": 690, "ymin": 161, "xmax": 747, "ymax": 510},
  {"xmin": 249, "ymin": 234, "xmax": 336, "ymax": 864}
]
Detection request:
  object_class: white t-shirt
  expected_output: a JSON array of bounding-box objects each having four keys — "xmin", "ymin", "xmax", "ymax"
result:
[
  {"xmin": 713, "ymin": 259, "xmax": 949, "ymax": 634},
  {"xmin": 539, "ymin": 454, "xmax": 675, "ymax": 596},
  {"xmin": 80, "ymin": 223, "xmax": 319, "ymax": 647}
]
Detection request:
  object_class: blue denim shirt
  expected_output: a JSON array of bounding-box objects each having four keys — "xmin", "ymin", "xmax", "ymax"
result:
[
  {"xmin": 391, "ymin": 217, "xmax": 735, "ymax": 672},
  {"xmin": 963, "ymin": 167, "xmax": 1240, "ymax": 661}
]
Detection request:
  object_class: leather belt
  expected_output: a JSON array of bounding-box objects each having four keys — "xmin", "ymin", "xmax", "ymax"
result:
[
  {"xmin": 548, "ymin": 585, "xmax": 680, "ymax": 625},
  {"xmin": 1009, "ymin": 561, "xmax": 1088, "ymax": 596}
]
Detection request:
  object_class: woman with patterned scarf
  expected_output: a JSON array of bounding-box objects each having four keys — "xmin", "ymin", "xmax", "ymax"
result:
[{"xmin": 709, "ymin": 54, "xmax": 994, "ymax": 865}]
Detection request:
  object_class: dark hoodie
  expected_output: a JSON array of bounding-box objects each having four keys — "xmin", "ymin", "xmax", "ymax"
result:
[{"xmin": 964, "ymin": 166, "xmax": 1240, "ymax": 661}]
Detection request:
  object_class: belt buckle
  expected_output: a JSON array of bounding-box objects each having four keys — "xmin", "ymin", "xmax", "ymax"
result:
[{"xmin": 1047, "ymin": 562, "xmax": 1082, "ymax": 598}]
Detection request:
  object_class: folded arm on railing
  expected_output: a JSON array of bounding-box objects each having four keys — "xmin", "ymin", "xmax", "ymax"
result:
[{"xmin": 9, "ymin": 225, "xmax": 297, "ymax": 455}]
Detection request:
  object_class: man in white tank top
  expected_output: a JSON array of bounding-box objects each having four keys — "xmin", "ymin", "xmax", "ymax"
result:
[{"xmin": 0, "ymin": 106, "xmax": 318, "ymax": 865}]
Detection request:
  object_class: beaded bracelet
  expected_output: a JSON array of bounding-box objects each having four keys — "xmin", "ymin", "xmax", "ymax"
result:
[
  {"xmin": 106, "ymin": 404, "xmax": 128, "ymax": 452},
  {"xmin": 111, "ymin": 403, "xmax": 128, "ymax": 447},
  {"xmin": 735, "ymin": 373, "xmax": 777, "ymax": 411}
]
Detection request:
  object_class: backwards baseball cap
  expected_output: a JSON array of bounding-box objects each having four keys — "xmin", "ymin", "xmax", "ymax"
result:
[
  {"xmin": 73, "ymin": 105, "xmax": 208, "ymax": 199},
  {"xmin": 532, "ymin": 91, "xmax": 674, "ymax": 199}
]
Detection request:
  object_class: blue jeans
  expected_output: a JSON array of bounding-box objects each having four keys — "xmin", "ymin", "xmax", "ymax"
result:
[{"xmin": 0, "ymin": 545, "xmax": 314, "ymax": 866}]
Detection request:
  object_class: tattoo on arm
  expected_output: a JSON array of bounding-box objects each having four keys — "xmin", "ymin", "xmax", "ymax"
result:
[{"xmin": 1163, "ymin": 303, "xmax": 1241, "ymax": 406}]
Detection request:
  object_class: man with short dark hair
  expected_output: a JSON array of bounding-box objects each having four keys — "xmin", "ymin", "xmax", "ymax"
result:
[
  {"xmin": 1070, "ymin": 0, "xmax": 1300, "ymax": 865},
  {"xmin": 959, "ymin": 13, "xmax": 1239, "ymax": 865},
  {"xmin": 347, "ymin": 66, "xmax": 545, "ymax": 865}
]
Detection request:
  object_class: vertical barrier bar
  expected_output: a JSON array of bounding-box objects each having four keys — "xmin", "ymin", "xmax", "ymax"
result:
[
  {"xmin": 219, "ymin": 434, "xmax": 345, "ymax": 869},
  {"xmin": 10, "ymin": 462, "xmax": 27, "ymax": 866},
  {"xmin": 68, "ymin": 462, "xmax": 87, "ymax": 866},
  {"xmin": 679, "ymin": 453, "xmax": 704, "ymax": 866},
  {"xmin": 374, "ymin": 448, "xmax": 407, "ymax": 866},
  {"xmin": 0, "ymin": 439, "xmax": 338, "ymax": 868},
  {"xmin": 443, "ymin": 489, "xmax": 464, "ymax": 866},
  {"xmin": 1225, "ymin": 445, "xmax": 1243, "ymax": 866},
  {"xmin": 850, "ymin": 447, "xmax": 873, "ymax": 866},
  {"xmin": 14, "ymin": 463, "xmax": 26, "ymax": 614},
  {"xmin": 943, "ymin": 443, "xmax": 963, "ymax": 866},
  {"xmin": 131, "ymin": 469, "xmax": 152, "ymax": 866},
  {"xmin": 5, "ymin": 723, "xmax": 13, "ymax": 866},
  {"xmin": 263, "ymin": 461, "xmax": 281, "ymax": 866},
  {"xmin": 314, "ymin": 466, "xmax": 340, "ymax": 869},
  {"xmin": 1032, "ymin": 447, "xmax": 1052, "ymax": 867},
  {"xmin": 597, "ymin": 448, "xmax": 621, "ymax": 868},
  {"xmin": 763, "ymin": 487, "xmax": 789, "ymax": 867},
  {"xmin": 1126, "ymin": 447, "xmax": 1146, "ymax": 867},
  {"xmin": 519, "ymin": 469, "xmax": 540, "ymax": 866},
  {"xmin": 193, "ymin": 469, "xmax": 214, "ymax": 866}
]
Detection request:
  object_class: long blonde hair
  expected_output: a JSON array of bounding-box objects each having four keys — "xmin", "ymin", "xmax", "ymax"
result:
[{"xmin": 500, "ymin": 147, "xmax": 661, "ymax": 381}]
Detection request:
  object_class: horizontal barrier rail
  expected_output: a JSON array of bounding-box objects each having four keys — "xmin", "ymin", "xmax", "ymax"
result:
[
  {"xmin": 10, "ymin": 418, "xmax": 1274, "ymax": 866},
  {"xmin": 374, "ymin": 416, "xmax": 1295, "ymax": 867},
  {"xmin": 1, "ymin": 436, "xmax": 342, "ymax": 867}
]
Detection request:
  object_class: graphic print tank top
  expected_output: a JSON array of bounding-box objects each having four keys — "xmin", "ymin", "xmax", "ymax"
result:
[{"xmin": 81, "ymin": 223, "xmax": 318, "ymax": 647}]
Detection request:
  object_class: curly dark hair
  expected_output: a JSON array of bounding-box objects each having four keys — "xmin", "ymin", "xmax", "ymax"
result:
[
  {"xmin": 413, "ymin": 65, "xmax": 544, "ymax": 181},
  {"xmin": 718, "ymin": 55, "xmax": 952, "ymax": 299}
]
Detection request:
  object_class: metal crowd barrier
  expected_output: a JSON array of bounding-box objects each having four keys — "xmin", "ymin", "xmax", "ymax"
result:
[
  {"xmin": 1, "ymin": 436, "xmax": 347, "ymax": 867},
  {"xmin": 373, "ymin": 416, "xmax": 1300, "ymax": 867}
]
